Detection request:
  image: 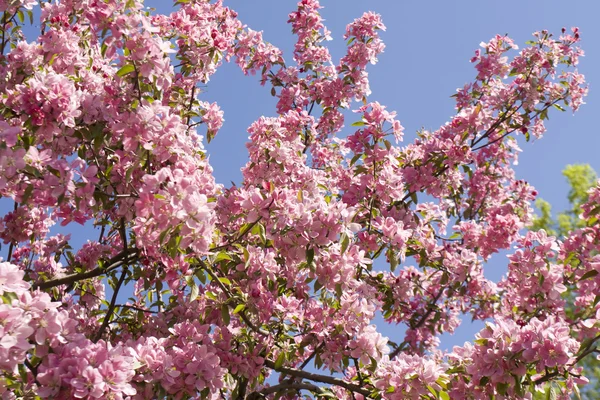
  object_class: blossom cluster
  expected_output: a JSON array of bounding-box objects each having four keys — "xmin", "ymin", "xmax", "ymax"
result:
[{"xmin": 448, "ymin": 316, "xmax": 582, "ymax": 399}]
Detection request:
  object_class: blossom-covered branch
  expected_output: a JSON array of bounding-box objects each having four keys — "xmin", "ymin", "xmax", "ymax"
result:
[{"xmin": 0, "ymin": 0, "xmax": 594, "ymax": 399}]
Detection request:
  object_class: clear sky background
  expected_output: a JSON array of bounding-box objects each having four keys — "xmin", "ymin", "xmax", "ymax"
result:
[{"xmin": 5, "ymin": 1, "xmax": 600, "ymax": 354}]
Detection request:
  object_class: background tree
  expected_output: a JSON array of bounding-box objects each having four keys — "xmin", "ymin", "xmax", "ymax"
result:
[{"xmin": 532, "ymin": 164, "xmax": 598, "ymax": 237}]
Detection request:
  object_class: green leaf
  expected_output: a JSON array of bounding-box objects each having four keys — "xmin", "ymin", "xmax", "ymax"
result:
[
  {"xmin": 340, "ymin": 233, "xmax": 350, "ymax": 255},
  {"xmin": 274, "ymin": 351, "xmax": 286, "ymax": 369},
  {"xmin": 314, "ymin": 280, "xmax": 323, "ymax": 292},
  {"xmin": 195, "ymin": 269, "xmax": 206, "ymax": 284},
  {"xmin": 335, "ymin": 283, "xmax": 343, "ymax": 299},
  {"xmin": 440, "ymin": 272, "xmax": 449, "ymax": 285},
  {"xmin": 125, "ymin": 166, "xmax": 134, "ymax": 183},
  {"xmin": 47, "ymin": 53, "xmax": 58, "ymax": 66},
  {"xmin": 351, "ymin": 120, "xmax": 366, "ymax": 127},
  {"xmin": 552, "ymin": 103, "xmax": 566, "ymax": 112},
  {"xmin": 579, "ymin": 269, "xmax": 598, "ymax": 281},
  {"xmin": 188, "ymin": 280, "xmax": 199, "ymax": 302},
  {"xmin": 116, "ymin": 64, "xmax": 135, "ymax": 77},
  {"xmin": 439, "ymin": 391, "xmax": 450, "ymax": 400},
  {"xmin": 21, "ymin": 185, "xmax": 34, "ymax": 204},
  {"xmin": 218, "ymin": 277, "xmax": 231, "ymax": 286},
  {"xmin": 418, "ymin": 249, "xmax": 428, "ymax": 267},
  {"xmin": 158, "ymin": 229, "xmax": 169, "ymax": 245},
  {"xmin": 546, "ymin": 385, "xmax": 557, "ymax": 400},
  {"xmin": 2, "ymin": 291, "xmax": 18, "ymax": 304},
  {"xmin": 206, "ymin": 129, "xmax": 216, "ymax": 144},
  {"xmin": 221, "ymin": 305, "xmax": 230, "ymax": 325},
  {"xmin": 426, "ymin": 385, "xmax": 438, "ymax": 397},
  {"xmin": 257, "ymin": 223, "xmax": 267, "ymax": 244},
  {"xmin": 213, "ymin": 252, "xmax": 233, "ymax": 263},
  {"xmin": 514, "ymin": 376, "xmax": 524, "ymax": 397},
  {"xmin": 306, "ymin": 247, "xmax": 315, "ymax": 264},
  {"xmin": 410, "ymin": 192, "xmax": 418, "ymax": 204},
  {"xmin": 205, "ymin": 291, "xmax": 217, "ymax": 301},
  {"xmin": 233, "ymin": 304, "xmax": 246, "ymax": 314},
  {"xmin": 388, "ymin": 248, "xmax": 398, "ymax": 272},
  {"xmin": 497, "ymin": 382, "xmax": 508, "ymax": 395},
  {"xmin": 318, "ymin": 390, "xmax": 340, "ymax": 399},
  {"xmin": 353, "ymin": 165, "xmax": 368, "ymax": 176}
]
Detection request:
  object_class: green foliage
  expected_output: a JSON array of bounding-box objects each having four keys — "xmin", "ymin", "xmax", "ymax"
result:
[
  {"xmin": 532, "ymin": 164, "xmax": 598, "ymax": 237},
  {"xmin": 531, "ymin": 198, "xmax": 556, "ymax": 236}
]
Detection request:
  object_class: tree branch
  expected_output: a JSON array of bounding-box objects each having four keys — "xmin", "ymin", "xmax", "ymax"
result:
[
  {"xmin": 33, "ymin": 249, "xmax": 138, "ymax": 290},
  {"xmin": 263, "ymin": 359, "xmax": 373, "ymax": 398}
]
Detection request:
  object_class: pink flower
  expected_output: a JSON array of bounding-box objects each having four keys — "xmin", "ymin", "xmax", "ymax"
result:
[
  {"xmin": 0, "ymin": 262, "xmax": 30, "ymax": 295},
  {"xmin": 0, "ymin": 121, "xmax": 20, "ymax": 147},
  {"xmin": 199, "ymin": 101, "xmax": 224, "ymax": 133},
  {"xmin": 70, "ymin": 366, "xmax": 106, "ymax": 398},
  {"xmin": 349, "ymin": 325, "xmax": 388, "ymax": 365}
]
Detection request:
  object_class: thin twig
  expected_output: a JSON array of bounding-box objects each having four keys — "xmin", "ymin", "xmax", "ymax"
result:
[
  {"xmin": 299, "ymin": 342, "xmax": 324, "ymax": 370},
  {"xmin": 6, "ymin": 202, "xmax": 18, "ymax": 262},
  {"xmin": 389, "ymin": 285, "xmax": 445, "ymax": 359},
  {"xmin": 257, "ymin": 382, "xmax": 322, "ymax": 396},
  {"xmin": 209, "ymin": 217, "xmax": 263, "ymax": 252},
  {"xmin": 532, "ymin": 334, "xmax": 600, "ymax": 385},
  {"xmin": 33, "ymin": 249, "xmax": 137, "ymax": 290},
  {"xmin": 186, "ymin": 85, "xmax": 196, "ymax": 126},
  {"xmin": 197, "ymin": 258, "xmax": 269, "ymax": 337},
  {"xmin": 93, "ymin": 268, "xmax": 127, "ymax": 343}
]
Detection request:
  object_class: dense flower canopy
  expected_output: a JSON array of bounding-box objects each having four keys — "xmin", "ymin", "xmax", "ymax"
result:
[{"xmin": 0, "ymin": 0, "xmax": 596, "ymax": 399}]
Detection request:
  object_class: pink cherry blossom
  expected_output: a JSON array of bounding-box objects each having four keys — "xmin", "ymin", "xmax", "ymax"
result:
[{"xmin": 0, "ymin": 0, "xmax": 594, "ymax": 398}]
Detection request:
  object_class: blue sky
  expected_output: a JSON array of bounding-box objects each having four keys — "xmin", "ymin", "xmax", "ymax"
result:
[{"xmin": 4, "ymin": 1, "xmax": 600, "ymax": 353}]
